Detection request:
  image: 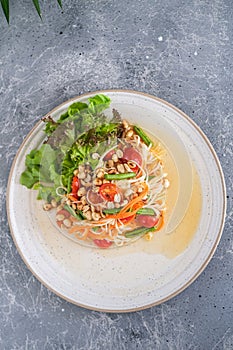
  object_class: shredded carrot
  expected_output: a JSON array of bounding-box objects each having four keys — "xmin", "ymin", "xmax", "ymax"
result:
[
  {"xmin": 109, "ymin": 223, "xmax": 116, "ymax": 230},
  {"xmin": 136, "ymin": 169, "xmax": 143, "ymax": 178},
  {"xmin": 115, "ymin": 202, "xmax": 144, "ymax": 220},
  {"xmin": 74, "ymin": 231, "xmax": 88, "ymax": 240},
  {"xmin": 69, "ymin": 216, "xmax": 79, "ymax": 223},
  {"xmin": 87, "ymin": 231, "xmax": 114, "ymax": 240},
  {"xmin": 119, "ymin": 183, "xmax": 148, "ymax": 214},
  {"xmin": 156, "ymin": 213, "xmax": 164, "ymax": 231},
  {"xmin": 68, "ymin": 194, "xmax": 78, "ymax": 202},
  {"xmin": 69, "ymin": 225, "xmax": 93, "ymax": 234},
  {"xmin": 88, "ymin": 219, "xmax": 113, "ymax": 225}
]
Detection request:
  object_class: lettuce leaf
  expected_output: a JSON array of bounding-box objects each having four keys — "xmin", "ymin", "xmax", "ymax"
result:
[
  {"xmin": 68, "ymin": 102, "xmax": 88, "ymax": 117},
  {"xmin": 20, "ymin": 144, "xmax": 59, "ymax": 189},
  {"xmin": 20, "ymin": 94, "xmax": 116, "ymax": 201}
]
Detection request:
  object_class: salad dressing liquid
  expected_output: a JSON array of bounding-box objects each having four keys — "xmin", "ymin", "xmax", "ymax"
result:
[
  {"xmin": 102, "ymin": 143, "xmax": 202, "ymax": 259},
  {"xmin": 140, "ymin": 165, "xmax": 202, "ymax": 258},
  {"xmin": 101, "ymin": 144, "xmax": 202, "ymax": 259}
]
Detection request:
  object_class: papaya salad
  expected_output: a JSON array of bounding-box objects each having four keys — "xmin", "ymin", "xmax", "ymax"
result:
[{"xmin": 20, "ymin": 94, "xmax": 169, "ymax": 248}]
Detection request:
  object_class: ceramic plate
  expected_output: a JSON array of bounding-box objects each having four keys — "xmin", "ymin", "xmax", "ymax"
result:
[{"xmin": 7, "ymin": 90, "xmax": 226, "ymax": 312}]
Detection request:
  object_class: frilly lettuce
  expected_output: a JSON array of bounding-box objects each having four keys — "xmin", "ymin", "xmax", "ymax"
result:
[{"xmin": 20, "ymin": 94, "xmax": 122, "ymax": 202}]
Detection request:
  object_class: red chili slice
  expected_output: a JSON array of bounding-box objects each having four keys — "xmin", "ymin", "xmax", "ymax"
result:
[
  {"xmin": 71, "ymin": 176, "xmax": 80, "ymax": 198},
  {"xmin": 99, "ymin": 183, "xmax": 119, "ymax": 202},
  {"xmin": 120, "ymin": 215, "xmax": 135, "ymax": 225}
]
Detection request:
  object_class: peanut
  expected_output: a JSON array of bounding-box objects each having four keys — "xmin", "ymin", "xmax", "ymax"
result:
[
  {"xmin": 96, "ymin": 169, "xmax": 105, "ymax": 179},
  {"xmin": 56, "ymin": 214, "xmax": 65, "ymax": 221},
  {"xmin": 78, "ymin": 172, "xmax": 86, "ymax": 180},
  {"xmin": 85, "ymin": 211, "xmax": 92, "ymax": 221},
  {"xmin": 85, "ymin": 174, "xmax": 92, "ymax": 183},
  {"xmin": 126, "ymin": 129, "xmax": 134, "ymax": 138},
  {"xmin": 92, "ymin": 186, "xmax": 100, "ymax": 193},
  {"xmin": 51, "ymin": 199, "xmax": 57, "ymax": 208},
  {"xmin": 83, "ymin": 205, "xmax": 90, "ymax": 213},
  {"xmin": 63, "ymin": 219, "xmax": 72, "ymax": 228},
  {"xmin": 122, "ymin": 120, "xmax": 129, "ymax": 129},
  {"xmin": 116, "ymin": 149, "xmax": 123, "ymax": 158},
  {"xmin": 81, "ymin": 196, "xmax": 87, "ymax": 205},
  {"xmin": 78, "ymin": 165, "xmax": 85, "ymax": 172},
  {"xmin": 78, "ymin": 187, "xmax": 86, "ymax": 197},
  {"xmin": 92, "ymin": 212, "xmax": 101, "ymax": 221},
  {"xmin": 43, "ymin": 203, "xmax": 52, "ymax": 211},
  {"xmin": 106, "ymin": 160, "xmax": 114, "ymax": 168},
  {"xmin": 124, "ymin": 163, "xmax": 132, "ymax": 172},
  {"xmin": 93, "ymin": 178, "xmax": 102, "ymax": 186},
  {"xmin": 108, "ymin": 169, "xmax": 117, "ymax": 174},
  {"xmin": 117, "ymin": 164, "xmax": 125, "ymax": 173},
  {"xmin": 112, "ymin": 154, "xmax": 118, "ymax": 162},
  {"xmin": 103, "ymin": 179, "xmax": 110, "ymax": 184}
]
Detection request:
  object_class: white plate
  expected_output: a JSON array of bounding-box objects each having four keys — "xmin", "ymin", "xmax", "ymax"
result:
[{"xmin": 7, "ymin": 90, "xmax": 226, "ymax": 312}]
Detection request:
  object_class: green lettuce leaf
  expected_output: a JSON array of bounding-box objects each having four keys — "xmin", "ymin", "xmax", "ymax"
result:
[
  {"xmin": 88, "ymin": 94, "xmax": 111, "ymax": 114},
  {"xmin": 20, "ymin": 94, "xmax": 115, "ymax": 201},
  {"xmin": 68, "ymin": 102, "xmax": 88, "ymax": 117}
]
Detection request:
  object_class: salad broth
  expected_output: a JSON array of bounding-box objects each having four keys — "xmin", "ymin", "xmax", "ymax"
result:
[
  {"xmin": 101, "ymin": 141, "xmax": 202, "ymax": 259},
  {"xmin": 139, "ymin": 131, "xmax": 202, "ymax": 258},
  {"xmin": 141, "ymin": 166, "xmax": 202, "ymax": 258}
]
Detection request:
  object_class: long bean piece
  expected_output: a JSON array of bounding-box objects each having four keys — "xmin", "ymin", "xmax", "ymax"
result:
[
  {"xmin": 133, "ymin": 125, "xmax": 153, "ymax": 147},
  {"xmin": 125, "ymin": 226, "xmax": 156, "ymax": 238},
  {"xmin": 136, "ymin": 208, "xmax": 155, "ymax": 216},
  {"xmin": 104, "ymin": 172, "xmax": 136, "ymax": 180}
]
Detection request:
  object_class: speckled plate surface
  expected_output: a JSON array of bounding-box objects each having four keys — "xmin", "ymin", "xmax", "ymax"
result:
[{"xmin": 6, "ymin": 90, "xmax": 226, "ymax": 312}]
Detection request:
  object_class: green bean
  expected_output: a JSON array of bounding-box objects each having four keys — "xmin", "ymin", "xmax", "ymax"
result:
[
  {"xmin": 104, "ymin": 207, "xmax": 155, "ymax": 216},
  {"xmin": 133, "ymin": 125, "xmax": 153, "ymax": 147},
  {"xmin": 104, "ymin": 172, "xmax": 136, "ymax": 180},
  {"xmin": 103, "ymin": 207, "xmax": 122, "ymax": 214},
  {"xmin": 136, "ymin": 208, "xmax": 155, "ymax": 216},
  {"xmin": 125, "ymin": 226, "xmax": 156, "ymax": 238},
  {"xmin": 63, "ymin": 204, "xmax": 85, "ymax": 220}
]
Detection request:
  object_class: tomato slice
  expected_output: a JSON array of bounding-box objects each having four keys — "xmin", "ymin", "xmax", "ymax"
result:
[
  {"xmin": 123, "ymin": 147, "xmax": 142, "ymax": 166},
  {"xmin": 87, "ymin": 189, "xmax": 104, "ymax": 205},
  {"xmin": 71, "ymin": 176, "xmax": 80, "ymax": 198},
  {"xmin": 99, "ymin": 183, "xmax": 118, "ymax": 202},
  {"xmin": 103, "ymin": 149, "xmax": 116, "ymax": 161},
  {"xmin": 136, "ymin": 215, "xmax": 159, "ymax": 228},
  {"xmin": 56, "ymin": 220, "xmax": 63, "ymax": 228},
  {"xmin": 57, "ymin": 209, "xmax": 71, "ymax": 218},
  {"xmin": 93, "ymin": 239, "xmax": 113, "ymax": 248}
]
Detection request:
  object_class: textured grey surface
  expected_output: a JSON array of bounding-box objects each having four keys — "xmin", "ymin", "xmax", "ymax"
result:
[{"xmin": 0, "ymin": 0, "xmax": 233, "ymax": 349}]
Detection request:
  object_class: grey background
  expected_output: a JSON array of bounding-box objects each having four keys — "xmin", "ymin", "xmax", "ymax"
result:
[{"xmin": 0, "ymin": 0, "xmax": 232, "ymax": 349}]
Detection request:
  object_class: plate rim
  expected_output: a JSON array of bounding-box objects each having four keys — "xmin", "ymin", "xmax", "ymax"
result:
[{"xmin": 6, "ymin": 89, "xmax": 227, "ymax": 313}]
